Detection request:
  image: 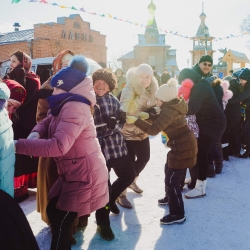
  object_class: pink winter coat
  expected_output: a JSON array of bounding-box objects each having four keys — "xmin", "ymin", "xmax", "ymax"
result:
[{"xmin": 15, "ymin": 76, "xmax": 109, "ymax": 217}]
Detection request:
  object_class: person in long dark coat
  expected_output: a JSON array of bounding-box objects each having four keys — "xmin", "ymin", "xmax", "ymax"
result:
[{"xmin": 178, "ymin": 69, "xmax": 226, "ymax": 199}]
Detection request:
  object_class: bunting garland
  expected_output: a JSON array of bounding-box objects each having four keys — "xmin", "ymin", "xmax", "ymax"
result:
[{"xmin": 12, "ymin": 0, "xmax": 250, "ymax": 41}]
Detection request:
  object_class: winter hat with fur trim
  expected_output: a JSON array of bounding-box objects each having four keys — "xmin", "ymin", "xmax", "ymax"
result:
[
  {"xmin": 135, "ymin": 63, "xmax": 153, "ymax": 77},
  {"xmin": 178, "ymin": 79, "xmax": 194, "ymax": 101},
  {"xmin": 155, "ymin": 78, "xmax": 178, "ymax": 102},
  {"xmin": 239, "ymin": 68, "xmax": 250, "ymax": 81},
  {"xmin": 51, "ymin": 55, "xmax": 89, "ymax": 92}
]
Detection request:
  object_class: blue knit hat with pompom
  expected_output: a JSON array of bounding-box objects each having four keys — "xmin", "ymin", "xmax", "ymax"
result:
[{"xmin": 51, "ymin": 55, "xmax": 89, "ymax": 92}]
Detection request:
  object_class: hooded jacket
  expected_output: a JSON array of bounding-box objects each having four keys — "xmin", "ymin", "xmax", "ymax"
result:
[
  {"xmin": 187, "ymin": 78, "xmax": 226, "ymax": 140},
  {"xmin": 0, "ymin": 84, "xmax": 15, "ymax": 197},
  {"xmin": 134, "ymin": 98, "xmax": 197, "ymax": 169},
  {"xmin": 120, "ymin": 67, "xmax": 158, "ymax": 140},
  {"xmin": 15, "ymin": 76, "xmax": 109, "ymax": 216}
]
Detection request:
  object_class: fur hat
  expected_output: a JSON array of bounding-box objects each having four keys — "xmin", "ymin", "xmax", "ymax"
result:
[
  {"xmin": 239, "ymin": 68, "xmax": 250, "ymax": 81},
  {"xmin": 3, "ymin": 79, "xmax": 26, "ymax": 105},
  {"xmin": 51, "ymin": 55, "xmax": 89, "ymax": 92},
  {"xmin": 199, "ymin": 55, "xmax": 213, "ymax": 65},
  {"xmin": 155, "ymin": 78, "xmax": 178, "ymax": 102},
  {"xmin": 178, "ymin": 79, "xmax": 194, "ymax": 101},
  {"xmin": 135, "ymin": 64, "xmax": 153, "ymax": 77},
  {"xmin": 178, "ymin": 68, "xmax": 202, "ymax": 85}
]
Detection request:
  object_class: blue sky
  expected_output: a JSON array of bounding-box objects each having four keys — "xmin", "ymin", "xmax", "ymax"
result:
[{"xmin": 1, "ymin": 0, "xmax": 250, "ymax": 70}]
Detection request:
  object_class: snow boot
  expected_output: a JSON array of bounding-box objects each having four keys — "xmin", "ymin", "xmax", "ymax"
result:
[
  {"xmin": 214, "ymin": 158, "xmax": 223, "ymax": 174},
  {"xmin": 239, "ymin": 151, "xmax": 250, "ymax": 158},
  {"xmin": 160, "ymin": 214, "xmax": 186, "ymax": 225},
  {"xmin": 110, "ymin": 203, "xmax": 120, "ymax": 215},
  {"xmin": 158, "ymin": 196, "xmax": 168, "ymax": 205},
  {"xmin": 207, "ymin": 163, "xmax": 216, "ymax": 178},
  {"xmin": 117, "ymin": 189, "xmax": 133, "ymax": 209},
  {"xmin": 184, "ymin": 179, "xmax": 207, "ymax": 199},
  {"xmin": 129, "ymin": 177, "xmax": 143, "ymax": 193},
  {"xmin": 97, "ymin": 225, "xmax": 115, "ymax": 241}
]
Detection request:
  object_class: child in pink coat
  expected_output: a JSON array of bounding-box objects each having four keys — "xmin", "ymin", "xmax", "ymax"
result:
[{"xmin": 15, "ymin": 55, "xmax": 109, "ymax": 250}]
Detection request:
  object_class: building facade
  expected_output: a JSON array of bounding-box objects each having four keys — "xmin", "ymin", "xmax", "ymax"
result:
[
  {"xmin": 118, "ymin": 0, "xmax": 179, "ymax": 75},
  {"xmin": 0, "ymin": 14, "xmax": 107, "ymax": 67}
]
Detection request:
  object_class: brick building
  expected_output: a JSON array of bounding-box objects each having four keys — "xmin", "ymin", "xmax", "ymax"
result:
[
  {"xmin": 0, "ymin": 14, "xmax": 107, "ymax": 66},
  {"xmin": 118, "ymin": 0, "xmax": 179, "ymax": 76}
]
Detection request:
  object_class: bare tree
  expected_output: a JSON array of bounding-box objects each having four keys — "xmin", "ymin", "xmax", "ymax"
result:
[
  {"xmin": 241, "ymin": 15, "xmax": 250, "ymax": 49},
  {"xmin": 107, "ymin": 50, "xmax": 129, "ymax": 71}
]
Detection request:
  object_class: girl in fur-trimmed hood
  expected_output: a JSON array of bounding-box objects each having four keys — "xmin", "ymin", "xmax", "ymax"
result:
[{"xmin": 119, "ymin": 63, "xmax": 158, "ymax": 195}]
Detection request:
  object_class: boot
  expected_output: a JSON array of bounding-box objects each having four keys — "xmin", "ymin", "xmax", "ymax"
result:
[
  {"xmin": 207, "ymin": 163, "xmax": 216, "ymax": 178},
  {"xmin": 77, "ymin": 215, "xmax": 89, "ymax": 228},
  {"xmin": 128, "ymin": 177, "xmax": 143, "ymax": 193},
  {"xmin": 116, "ymin": 189, "xmax": 133, "ymax": 209},
  {"xmin": 214, "ymin": 158, "xmax": 223, "ymax": 174},
  {"xmin": 97, "ymin": 225, "xmax": 115, "ymax": 241},
  {"xmin": 239, "ymin": 151, "xmax": 250, "ymax": 158},
  {"xmin": 188, "ymin": 163, "xmax": 199, "ymax": 188},
  {"xmin": 184, "ymin": 177, "xmax": 191, "ymax": 184},
  {"xmin": 184, "ymin": 179, "xmax": 207, "ymax": 199},
  {"xmin": 240, "ymin": 138, "xmax": 250, "ymax": 158}
]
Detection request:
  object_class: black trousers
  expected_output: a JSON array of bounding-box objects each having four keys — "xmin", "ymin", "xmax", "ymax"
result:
[
  {"xmin": 165, "ymin": 164, "xmax": 185, "ymax": 216},
  {"xmin": 95, "ymin": 155, "xmax": 136, "ymax": 227},
  {"xmin": 125, "ymin": 137, "xmax": 150, "ymax": 176},
  {"xmin": 197, "ymin": 135, "xmax": 215, "ymax": 181},
  {"xmin": 46, "ymin": 196, "xmax": 77, "ymax": 250},
  {"xmin": 222, "ymin": 120, "xmax": 241, "ymax": 157}
]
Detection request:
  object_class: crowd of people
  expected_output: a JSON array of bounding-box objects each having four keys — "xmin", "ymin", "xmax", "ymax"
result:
[{"xmin": 0, "ymin": 50, "xmax": 250, "ymax": 250}]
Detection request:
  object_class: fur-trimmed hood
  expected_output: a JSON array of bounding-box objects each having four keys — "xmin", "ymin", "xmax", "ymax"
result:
[{"xmin": 126, "ymin": 67, "xmax": 158, "ymax": 96}]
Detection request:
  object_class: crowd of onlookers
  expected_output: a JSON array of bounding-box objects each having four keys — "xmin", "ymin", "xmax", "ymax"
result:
[{"xmin": 1, "ymin": 50, "xmax": 250, "ymax": 250}]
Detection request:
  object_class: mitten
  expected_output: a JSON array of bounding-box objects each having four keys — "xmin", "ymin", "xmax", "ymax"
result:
[
  {"xmin": 126, "ymin": 115, "xmax": 138, "ymax": 124},
  {"xmin": 138, "ymin": 112, "xmax": 149, "ymax": 120},
  {"xmin": 107, "ymin": 117, "xmax": 117, "ymax": 129},
  {"xmin": 146, "ymin": 107, "xmax": 157, "ymax": 114},
  {"xmin": 118, "ymin": 110, "xmax": 126, "ymax": 124},
  {"xmin": 27, "ymin": 132, "xmax": 40, "ymax": 140}
]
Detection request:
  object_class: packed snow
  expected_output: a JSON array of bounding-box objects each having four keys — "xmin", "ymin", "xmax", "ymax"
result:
[{"xmin": 20, "ymin": 133, "xmax": 250, "ymax": 250}]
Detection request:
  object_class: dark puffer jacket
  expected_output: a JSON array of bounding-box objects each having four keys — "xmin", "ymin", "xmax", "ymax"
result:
[
  {"xmin": 187, "ymin": 78, "xmax": 226, "ymax": 140},
  {"xmin": 224, "ymin": 79, "xmax": 241, "ymax": 121},
  {"xmin": 134, "ymin": 98, "xmax": 197, "ymax": 169}
]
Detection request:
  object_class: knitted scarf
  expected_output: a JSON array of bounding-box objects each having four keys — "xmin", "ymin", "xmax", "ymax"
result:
[{"xmin": 47, "ymin": 93, "xmax": 90, "ymax": 116}]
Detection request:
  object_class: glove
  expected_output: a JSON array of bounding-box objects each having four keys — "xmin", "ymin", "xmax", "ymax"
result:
[
  {"xmin": 107, "ymin": 117, "xmax": 117, "ymax": 129},
  {"xmin": 126, "ymin": 115, "xmax": 138, "ymax": 124},
  {"xmin": 145, "ymin": 107, "xmax": 157, "ymax": 114},
  {"xmin": 138, "ymin": 112, "xmax": 149, "ymax": 120},
  {"xmin": 118, "ymin": 110, "xmax": 126, "ymax": 124},
  {"xmin": 27, "ymin": 132, "xmax": 40, "ymax": 140}
]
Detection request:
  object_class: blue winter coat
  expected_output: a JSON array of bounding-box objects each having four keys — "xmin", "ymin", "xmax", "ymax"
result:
[{"xmin": 0, "ymin": 108, "xmax": 15, "ymax": 197}]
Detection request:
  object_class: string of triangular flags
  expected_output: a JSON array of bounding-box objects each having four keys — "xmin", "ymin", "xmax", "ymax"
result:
[{"xmin": 11, "ymin": 0, "xmax": 250, "ymax": 41}]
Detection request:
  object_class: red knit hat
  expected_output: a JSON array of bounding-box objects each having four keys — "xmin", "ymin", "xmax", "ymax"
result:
[
  {"xmin": 178, "ymin": 79, "xmax": 194, "ymax": 101},
  {"xmin": 2, "ymin": 79, "xmax": 26, "ymax": 104}
]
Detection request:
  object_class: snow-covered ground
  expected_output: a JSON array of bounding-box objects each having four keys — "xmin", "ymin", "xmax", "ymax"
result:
[{"xmin": 20, "ymin": 134, "xmax": 250, "ymax": 250}]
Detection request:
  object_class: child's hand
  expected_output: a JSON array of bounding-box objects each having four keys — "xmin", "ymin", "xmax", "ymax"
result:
[
  {"xmin": 126, "ymin": 115, "xmax": 138, "ymax": 124},
  {"xmin": 138, "ymin": 112, "xmax": 149, "ymax": 120},
  {"xmin": 27, "ymin": 132, "xmax": 40, "ymax": 140}
]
